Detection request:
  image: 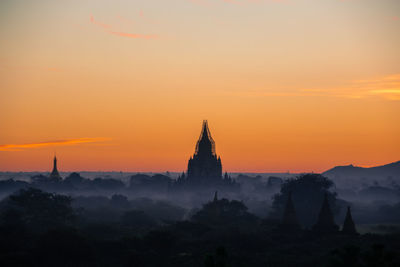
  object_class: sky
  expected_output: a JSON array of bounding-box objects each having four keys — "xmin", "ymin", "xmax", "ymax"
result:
[{"xmin": 0, "ymin": 0, "xmax": 399, "ymax": 173}]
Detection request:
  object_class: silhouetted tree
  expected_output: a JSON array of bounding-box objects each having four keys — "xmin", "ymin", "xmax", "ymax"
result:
[
  {"xmin": 0, "ymin": 179, "xmax": 29, "ymax": 195},
  {"xmin": 192, "ymin": 198, "xmax": 257, "ymax": 226},
  {"xmin": 271, "ymin": 173, "xmax": 338, "ymax": 227},
  {"xmin": 64, "ymin": 172, "xmax": 85, "ymax": 186},
  {"xmin": 0, "ymin": 188, "xmax": 75, "ymax": 232}
]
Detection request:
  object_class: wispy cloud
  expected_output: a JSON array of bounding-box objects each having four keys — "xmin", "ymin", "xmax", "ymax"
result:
[
  {"xmin": 106, "ymin": 30, "xmax": 157, "ymax": 39},
  {"xmin": 90, "ymin": 15, "xmax": 158, "ymax": 39},
  {"xmin": 348, "ymin": 74, "xmax": 400, "ymax": 100},
  {"xmin": 222, "ymin": 74, "xmax": 400, "ymax": 100},
  {"xmin": 90, "ymin": 15, "xmax": 111, "ymax": 29},
  {"xmin": 0, "ymin": 138, "xmax": 110, "ymax": 152}
]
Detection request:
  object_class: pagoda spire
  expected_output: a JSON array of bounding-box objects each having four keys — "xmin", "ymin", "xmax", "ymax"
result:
[
  {"xmin": 281, "ymin": 191, "xmax": 300, "ymax": 230},
  {"xmin": 312, "ymin": 193, "xmax": 339, "ymax": 233},
  {"xmin": 195, "ymin": 120, "xmax": 216, "ymax": 156},
  {"xmin": 342, "ymin": 206, "xmax": 358, "ymax": 235},
  {"xmin": 184, "ymin": 120, "xmax": 224, "ymax": 185},
  {"xmin": 52, "ymin": 155, "xmax": 58, "ymax": 172},
  {"xmin": 213, "ymin": 191, "xmax": 218, "ymax": 202},
  {"xmin": 49, "ymin": 155, "xmax": 61, "ymax": 180},
  {"xmin": 200, "ymin": 120, "xmax": 211, "ymax": 139}
]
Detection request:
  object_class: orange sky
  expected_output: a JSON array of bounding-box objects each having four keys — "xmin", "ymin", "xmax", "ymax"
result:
[{"xmin": 0, "ymin": 0, "xmax": 399, "ymax": 173}]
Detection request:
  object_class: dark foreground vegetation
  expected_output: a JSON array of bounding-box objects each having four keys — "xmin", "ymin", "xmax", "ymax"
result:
[{"xmin": 0, "ymin": 184, "xmax": 400, "ymax": 267}]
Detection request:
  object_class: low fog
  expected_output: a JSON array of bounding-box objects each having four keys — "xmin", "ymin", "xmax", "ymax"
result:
[{"xmin": 1, "ymin": 161, "xmax": 399, "ymax": 230}]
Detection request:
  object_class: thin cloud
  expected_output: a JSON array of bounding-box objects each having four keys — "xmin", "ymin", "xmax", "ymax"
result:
[
  {"xmin": 0, "ymin": 138, "xmax": 110, "ymax": 152},
  {"xmin": 90, "ymin": 15, "xmax": 158, "ymax": 40},
  {"xmin": 222, "ymin": 74, "xmax": 400, "ymax": 101},
  {"xmin": 107, "ymin": 30, "xmax": 157, "ymax": 39},
  {"xmin": 351, "ymin": 74, "xmax": 400, "ymax": 100},
  {"xmin": 303, "ymin": 74, "xmax": 400, "ymax": 100},
  {"xmin": 90, "ymin": 15, "xmax": 111, "ymax": 29}
]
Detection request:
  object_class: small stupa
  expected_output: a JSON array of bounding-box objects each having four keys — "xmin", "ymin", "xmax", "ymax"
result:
[
  {"xmin": 312, "ymin": 193, "xmax": 339, "ymax": 234},
  {"xmin": 280, "ymin": 191, "xmax": 300, "ymax": 230},
  {"xmin": 341, "ymin": 206, "xmax": 358, "ymax": 235}
]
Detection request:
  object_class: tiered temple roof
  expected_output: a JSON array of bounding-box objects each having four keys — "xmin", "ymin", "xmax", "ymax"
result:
[{"xmin": 186, "ymin": 120, "xmax": 223, "ymax": 184}]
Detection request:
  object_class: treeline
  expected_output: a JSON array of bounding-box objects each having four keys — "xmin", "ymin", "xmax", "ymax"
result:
[{"xmin": 0, "ymin": 183, "xmax": 400, "ymax": 266}]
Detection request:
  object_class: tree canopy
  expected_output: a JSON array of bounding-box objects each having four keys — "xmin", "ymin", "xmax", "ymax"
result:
[
  {"xmin": 271, "ymin": 173, "xmax": 338, "ymax": 227},
  {"xmin": 0, "ymin": 187, "xmax": 75, "ymax": 232}
]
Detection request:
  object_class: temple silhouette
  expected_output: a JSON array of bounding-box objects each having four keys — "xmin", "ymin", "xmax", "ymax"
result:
[
  {"xmin": 341, "ymin": 206, "xmax": 358, "ymax": 235},
  {"xmin": 277, "ymin": 192, "xmax": 358, "ymax": 235},
  {"xmin": 280, "ymin": 191, "xmax": 300, "ymax": 231},
  {"xmin": 49, "ymin": 155, "xmax": 62, "ymax": 180},
  {"xmin": 176, "ymin": 120, "xmax": 235, "ymax": 188},
  {"xmin": 312, "ymin": 193, "xmax": 339, "ymax": 233}
]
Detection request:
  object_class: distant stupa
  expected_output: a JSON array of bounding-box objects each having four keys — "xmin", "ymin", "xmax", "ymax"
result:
[
  {"xmin": 341, "ymin": 206, "xmax": 358, "ymax": 235},
  {"xmin": 49, "ymin": 155, "xmax": 62, "ymax": 180},
  {"xmin": 312, "ymin": 193, "xmax": 339, "ymax": 234},
  {"xmin": 213, "ymin": 191, "xmax": 218, "ymax": 202},
  {"xmin": 281, "ymin": 191, "xmax": 300, "ymax": 230}
]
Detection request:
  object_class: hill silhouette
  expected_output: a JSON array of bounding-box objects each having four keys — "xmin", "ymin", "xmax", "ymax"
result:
[{"xmin": 323, "ymin": 161, "xmax": 400, "ymax": 188}]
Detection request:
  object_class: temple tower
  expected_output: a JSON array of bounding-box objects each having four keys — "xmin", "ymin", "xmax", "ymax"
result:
[
  {"xmin": 49, "ymin": 155, "xmax": 62, "ymax": 180},
  {"xmin": 312, "ymin": 193, "xmax": 339, "ymax": 233},
  {"xmin": 341, "ymin": 206, "xmax": 358, "ymax": 235},
  {"xmin": 186, "ymin": 120, "xmax": 223, "ymax": 184},
  {"xmin": 213, "ymin": 191, "xmax": 218, "ymax": 202},
  {"xmin": 281, "ymin": 191, "xmax": 300, "ymax": 230}
]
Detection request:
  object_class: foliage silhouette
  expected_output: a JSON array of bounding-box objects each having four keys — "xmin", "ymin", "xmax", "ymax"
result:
[
  {"xmin": 271, "ymin": 173, "xmax": 338, "ymax": 227},
  {"xmin": 192, "ymin": 198, "xmax": 258, "ymax": 226},
  {"xmin": 0, "ymin": 187, "xmax": 75, "ymax": 232}
]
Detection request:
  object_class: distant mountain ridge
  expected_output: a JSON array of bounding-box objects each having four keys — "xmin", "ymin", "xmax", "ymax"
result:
[{"xmin": 323, "ymin": 161, "xmax": 400, "ymax": 188}]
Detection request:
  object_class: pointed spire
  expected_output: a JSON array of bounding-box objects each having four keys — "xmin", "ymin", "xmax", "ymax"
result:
[
  {"xmin": 195, "ymin": 120, "xmax": 216, "ymax": 156},
  {"xmin": 49, "ymin": 154, "xmax": 61, "ymax": 180},
  {"xmin": 342, "ymin": 206, "xmax": 358, "ymax": 235},
  {"xmin": 213, "ymin": 191, "xmax": 218, "ymax": 202},
  {"xmin": 53, "ymin": 155, "xmax": 57, "ymax": 171},
  {"xmin": 200, "ymin": 120, "xmax": 213, "ymax": 141},
  {"xmin": 312, "ymin": 193, "xmax": 339, "ymax": 233},
  {"xmin": 281, "ymin": 191, "xmax": 300, "ymax": 230}
]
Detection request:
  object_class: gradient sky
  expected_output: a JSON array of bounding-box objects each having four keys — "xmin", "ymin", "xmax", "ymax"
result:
[{"xmin": 0, "ymin": 0, "xmax": 399, "ymax": 173}]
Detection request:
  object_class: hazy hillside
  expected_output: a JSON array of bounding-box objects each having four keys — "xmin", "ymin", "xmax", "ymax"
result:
[{"xmin": 323, "ymin": 161, "xmax": 400, "ymax": 189}]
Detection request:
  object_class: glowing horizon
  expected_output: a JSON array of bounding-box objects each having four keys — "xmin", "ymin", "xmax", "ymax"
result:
[{"xmin": 0, "ymin": 0, "xmax": 399, "ymax": 173}]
